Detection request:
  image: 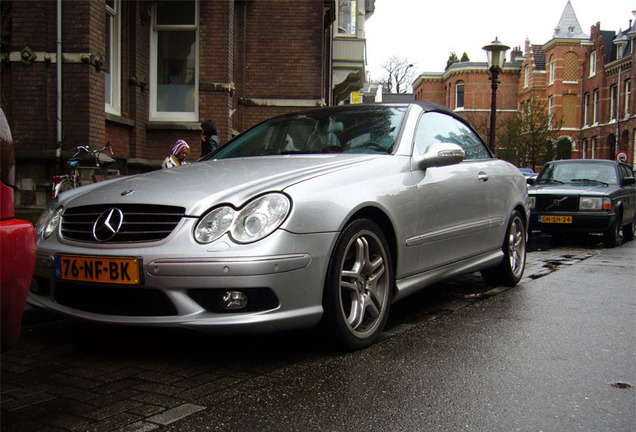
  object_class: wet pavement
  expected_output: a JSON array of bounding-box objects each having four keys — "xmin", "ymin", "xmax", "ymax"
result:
[{"xmin": 1, "ymin": 235, "xmax": 633, "ymax": 431}]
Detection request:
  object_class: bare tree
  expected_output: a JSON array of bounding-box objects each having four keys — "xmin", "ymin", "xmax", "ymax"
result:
[
  {"xmin": 381, "ymin": 56, "xmax": 417, "ymax": 94},
  {"xmin": 497, "ymin": 97, "xmax": 563, "ymax": 169}
]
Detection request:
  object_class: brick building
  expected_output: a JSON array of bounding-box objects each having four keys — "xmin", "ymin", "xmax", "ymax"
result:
[
  {"xmin": 413, "ymin": 1, "xmax": 635, "ymax": 168},
  {"xmin": 1, "ymin": 0, "xmax": 374, "ymax": 220}
]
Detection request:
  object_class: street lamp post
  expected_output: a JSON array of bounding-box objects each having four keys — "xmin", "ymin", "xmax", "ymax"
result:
[{"xmin": 482, "ymin": 38, "xmax": 510, "ymax": 153}]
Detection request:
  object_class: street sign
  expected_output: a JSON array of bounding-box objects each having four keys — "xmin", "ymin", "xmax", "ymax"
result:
[{"xmin": 615, "ymin": 151, "xmax": 628, "ymax": 163}]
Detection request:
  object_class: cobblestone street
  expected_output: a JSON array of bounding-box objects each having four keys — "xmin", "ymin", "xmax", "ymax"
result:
[{"xmin": 1, "ymin": 236, "xmax": 602, "ymax": 431}]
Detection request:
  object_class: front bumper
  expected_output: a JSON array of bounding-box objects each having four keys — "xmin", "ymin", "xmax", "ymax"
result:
[
  {"xmin": 529, "ymin": 211, "xmax": 615, "ymax": 234},
  {"xmin": 29, "ymin": 228, "xmax": 338, "ymax": 333}
]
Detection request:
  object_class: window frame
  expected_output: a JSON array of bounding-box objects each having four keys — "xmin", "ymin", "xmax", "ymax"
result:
[
  {"xmin": 625, "ymin": 79, "xmax": 631, "ymax": 117},
  {"xmin": 593, "ymin": 89, "xmax": 599, "ymax": 124},
  {"xmin": 105, "ymin": 0, "xmax": 121, "ymax": 115},
  {"xmin": 589, "ymin": 51, "xmax": 597, "ymax": 77},
  {"xmin": 548, "ymin": 60, "xmax": 555, "ymax": 85},
  {"xmin": 337, "ymin": 0, "xmax": 358, "ymax": 36},
  {"xmin": 583, "ymin": 92, "xmax": 590, "ymax": 126},
  {"xmin": 149, "ymin": 0, "xmax": 200, "ymax": 122},
  {"xmin": 455, "ymin": 81, "xmax": 464, "ymax": 109},
  {"xmin": 610, "ymin": 84, "xmax": 618, "ymax": 121}
]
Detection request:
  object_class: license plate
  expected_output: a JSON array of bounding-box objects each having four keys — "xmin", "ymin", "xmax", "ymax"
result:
[
  {"xmin": 539, "ymin": 215, "xmax": 572, "ymax": 224},
  {"xmin": 55, "ymin": 255, "xmax": 140, "ymax": 285}
]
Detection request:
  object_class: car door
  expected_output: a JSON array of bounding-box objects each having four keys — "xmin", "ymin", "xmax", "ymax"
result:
[
  {"xmin": 411, "ymin": 111, "xmax": 496, "ymax": 271},
  {"xmin": 618, "ymin": 164, "xmax": 636, "ymax": 224}
]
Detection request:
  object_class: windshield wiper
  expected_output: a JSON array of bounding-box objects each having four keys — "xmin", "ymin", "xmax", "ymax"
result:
[
  {"xmin": 570, "ymin": 178, "xmax": 609, "ymax": 185},
  {"xmin": 539, "ymin": 179, "xmax": 564, "ymax": 184}
]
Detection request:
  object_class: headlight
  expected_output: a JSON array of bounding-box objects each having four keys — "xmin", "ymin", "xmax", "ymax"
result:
[
  {"xmin": 194, "ymin": 193, "xmax": 291, "ymax": 244},
  {"xmin": 579, "ymin": 196, "xmax": 611, "ymax": 211},
  {"xmin": 35, "ymin": 199, "xmax": 63, "ymax": 239},
  {"xmin": 194, "ymin": 206, "xmax": 235, "ymax": 243},
  {"xmin": 527, "ymin": 196, "xmax": 535, "ymax": 210}
]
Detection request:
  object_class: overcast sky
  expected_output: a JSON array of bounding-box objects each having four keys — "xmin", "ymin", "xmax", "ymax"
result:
[{"xmin": 364, "ymin": 0, "xmax": 636, "ymax": 82}]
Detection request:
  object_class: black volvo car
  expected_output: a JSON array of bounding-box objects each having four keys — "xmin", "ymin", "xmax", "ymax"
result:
[{"xmin": 528, "ymin": 159, "xmax": 636, "ymax": 247}]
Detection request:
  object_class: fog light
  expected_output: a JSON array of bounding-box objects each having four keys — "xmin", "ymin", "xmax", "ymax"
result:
[{"xmin": 219, "ymin": 291, "xmax": 248, "ymax": 310}]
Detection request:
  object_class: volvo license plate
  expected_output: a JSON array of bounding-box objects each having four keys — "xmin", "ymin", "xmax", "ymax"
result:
[
  {"xmin": 55, "ymin": 255, "xmax": 140, "ymax": 285},
  {"xmin": 539, "ymin": 215, "xmax": 572, "ymax": 224}
]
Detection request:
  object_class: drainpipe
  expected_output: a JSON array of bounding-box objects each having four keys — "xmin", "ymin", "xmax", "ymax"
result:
[
  {"xmin": 55, "ymin": 0, "xmax": 62, "ymax": 159},
  {"xmin": 616, "ymin": 67, "xmax": 621, "ymax": 157}
]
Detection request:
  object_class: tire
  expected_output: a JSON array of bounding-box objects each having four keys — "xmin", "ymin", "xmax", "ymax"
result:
[
  {"xmin": 322, "ymin": 219, "xmax": 393, "ymax": 351},
  {"xmin": 604, "ymin": 213, "xmax": 622, "ymax": 248},
  {"xmin": 622, "ymin": 217, "xmax": 635, "ymax": 242},
  {"xmin": 481, "ymin": 210, "xmax": 527, "ymax": 287}
]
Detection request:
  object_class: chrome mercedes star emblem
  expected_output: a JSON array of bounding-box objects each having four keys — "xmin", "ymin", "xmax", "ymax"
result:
[{"xmin": 93, "ymin": 208, "xmax": 124, "ymax": 242}]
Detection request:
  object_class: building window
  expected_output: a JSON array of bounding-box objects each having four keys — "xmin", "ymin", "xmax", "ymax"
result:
[
  {"xmin": 105, "ymin": 0, "xmax": 121, "ymax": 115},
  {"xmin": 610, "ymin": 84, "xmax": 618, "ymax": 121},
  {"xmin": 582, "ymin": 139, "xmax": 588, "ymax": 158},
  {"xmin": 338, "ymin": 0, "xmax": 357, "ymax": 35},
  {"xmin": 593, "ymin": 89, "xmax": 599, "ymax": 124},
  {"xmin": 524, "ymin": 65, "xmax": 529, "ymax": 88},
  {"xmin": 548, "ymin": 96, "xmax": 553, "ymax": 127},
  {"xmin": 625, "ymin": 79, "xmax": 631, "ymax": 116},
  {"xmin": 589, "ymin": 51, "xmax": 596, "ymax": 77},
  {"xmin": 584, "ymin": 93, "xmax": 590, "ymax": 126},
  {"xmin": 455, "ymin": 81, "xmax": 464, "ymax": 109},
  {"xmin": 591, "ymin": 137, "xmax": 597, "ymax": 159},
  {"xmin": 548, "ymin": 60, "xmax": 555, "ymax": 85},
  {"xmin": 150, "ymin": 0, "xmax": 198, "ymax": 121}
]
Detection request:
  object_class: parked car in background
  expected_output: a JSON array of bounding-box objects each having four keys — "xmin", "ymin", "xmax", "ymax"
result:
[
  {"xmin": 528, "ymin": 159, "xmax": 636, "ymax": 247},
  {"xmin": 31, "ymin": 102, "xmax": 528, "ymax": 350},
  {"xmin": 0, "ymin": 107, "xmax": 37, "ymax": 351},
  {"xmin": 518, "ymin": 167, "xmax": 537, "ymax": 182}
]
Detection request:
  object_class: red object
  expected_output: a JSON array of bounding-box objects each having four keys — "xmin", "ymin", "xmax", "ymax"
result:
[
  {"xmin": 0, "ymin": 183, "xmax": 36, "ymax": 350},
  {"xmin": 1, "ymin": 106, "xmax": 37, "ymax": 351}
]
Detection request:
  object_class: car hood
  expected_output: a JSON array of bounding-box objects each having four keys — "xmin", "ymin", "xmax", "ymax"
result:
[
  {"xmin": 57, "ymin": 155, "xmax": 378, "ymax": 215},
  {"xmin": 529, "ymin": 183, "xmax": 613, "ymax": 196}
]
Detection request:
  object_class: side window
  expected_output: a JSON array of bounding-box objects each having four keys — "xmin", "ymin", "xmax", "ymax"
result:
[
  {"xmin": 414, "ymin": 112, "xmax": 457, "ymax": 155},
  {"xmin": 452, "ymin": 119, "xmax": 491, "ymax": 160},
  {"xmin": 415, "ymin": 112, "xmax": 490, "ymax": 160}
]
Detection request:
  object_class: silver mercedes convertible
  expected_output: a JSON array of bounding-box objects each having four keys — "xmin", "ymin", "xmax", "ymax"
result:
[{"xmin": 31, "ymin": 102, "xmax": 529, "ymax": 349}]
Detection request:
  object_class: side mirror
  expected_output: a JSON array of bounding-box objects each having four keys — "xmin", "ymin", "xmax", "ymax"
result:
[
  {"xmin": 527, "ymin": 178, "xmax": 535, "ymax": 186},
  {"xmin": 414, "ymin": 143, "xmax": 465, "ymax": 169},
  {"xmin": 622, "ymin": 176, "xmax": 635, "ymax": 187}
]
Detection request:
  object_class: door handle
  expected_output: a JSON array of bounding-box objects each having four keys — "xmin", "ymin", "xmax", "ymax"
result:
[{"xmin": 478, "ymin": 172, "xmax": 489, "ymax": 182}]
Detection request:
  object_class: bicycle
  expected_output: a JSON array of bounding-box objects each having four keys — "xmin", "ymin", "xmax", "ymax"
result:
[{"xmin": 52, "ymin": 142, "xmax": 114, "ymax": 198}]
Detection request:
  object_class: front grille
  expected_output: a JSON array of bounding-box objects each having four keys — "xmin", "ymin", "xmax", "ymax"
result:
[
  {"xmin": 61, "ymin": 204, "xmax": 185, "ymax": 243},
  {"xmin": 534, "ymin": 195, "xmax": 578, "ymax": 212}
]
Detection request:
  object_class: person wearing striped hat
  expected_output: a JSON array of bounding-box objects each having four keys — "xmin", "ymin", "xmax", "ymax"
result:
[{"xmin": 162, "ymin": 139, "xmax": 190, "ymax": 169}]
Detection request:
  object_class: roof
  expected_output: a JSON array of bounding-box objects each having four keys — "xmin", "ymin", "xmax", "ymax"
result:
[
  {"xmin": 380, "ymin": 93, "xmax": 415, "ymax": 103},
  {"xmin": 551, "ymin": 1, "xmax": 589, "ymax": 40},
  {"xmin": 531, "ymin": 45, "xmax": 546, "ymax": 71}
]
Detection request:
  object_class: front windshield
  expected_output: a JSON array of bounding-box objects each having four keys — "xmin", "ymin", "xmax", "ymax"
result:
[
  {"xmin": 537, "ymin": 162, "xmax": 618, "ymax": 185},
  {"xmin": 209, "ymin": 107, "xmax": 406, "ymax": 159}
]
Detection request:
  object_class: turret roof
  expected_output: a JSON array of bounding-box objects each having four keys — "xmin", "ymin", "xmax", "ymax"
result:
[{"xmin": 552, "ymin": 1, "xmax": 589, "ymax": 40}]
